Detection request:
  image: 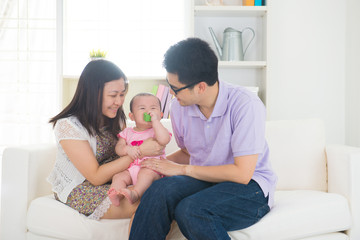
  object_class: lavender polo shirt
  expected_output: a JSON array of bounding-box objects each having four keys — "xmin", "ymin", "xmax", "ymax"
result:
[{"xmin": 170, "ymin": 80, "xmax": 277, "ymax": 208}]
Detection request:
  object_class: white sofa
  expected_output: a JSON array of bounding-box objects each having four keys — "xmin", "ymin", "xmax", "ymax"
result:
[{"xmin": 1, "ymin": 119, "xmax": 360, "ymax": 240}]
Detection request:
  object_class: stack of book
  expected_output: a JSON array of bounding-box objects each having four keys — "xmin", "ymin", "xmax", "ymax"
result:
[
  {"xmin": 151, "ymin": 84, "xmax": 173, "ymax": 119},
  {"xmin": 243, "ymin": 0, "xmax": 265, "ymax": 6}
]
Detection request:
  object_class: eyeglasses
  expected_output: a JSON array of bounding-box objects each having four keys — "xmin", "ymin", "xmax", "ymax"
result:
[{"xmin": 166, "ymin": 78, "xmax": 202, "ymax": 95}]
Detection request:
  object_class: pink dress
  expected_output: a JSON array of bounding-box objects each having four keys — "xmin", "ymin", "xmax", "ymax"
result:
[{"xmin": 118, "ymin": 127, "xmax": 171, "ymax": 184}]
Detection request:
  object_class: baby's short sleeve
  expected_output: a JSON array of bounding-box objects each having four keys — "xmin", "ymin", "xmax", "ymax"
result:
[{"xmin": 118, "ymin": 127, "xmax": 130, "ymax": 140}]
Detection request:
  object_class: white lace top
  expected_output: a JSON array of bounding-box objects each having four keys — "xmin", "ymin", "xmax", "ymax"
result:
[{"xmin": 47, "ymin": 116, "xmax": 96, "ymax": 203}]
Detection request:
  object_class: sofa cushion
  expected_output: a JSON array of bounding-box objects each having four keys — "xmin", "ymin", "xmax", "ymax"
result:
[
  {"xmin": 27, "ymin": 190, "xmax": 351, "ymax": 240},
  {"xmin": 27, "ymin": 195, "xmax": 130, "ymax": 240},
  {"xmin": 27, "ymin": 195, "xmax": 187, "ymax": 240},
  {"xmin": 297, "ymin": 233, "xmax": 349, "ymax": 240},
  {"xmin": 229, "ymin": 190, "xmax": 351, "ymax": 240}
]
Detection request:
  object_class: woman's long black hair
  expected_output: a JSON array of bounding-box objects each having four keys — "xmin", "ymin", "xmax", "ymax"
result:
[{"xmin": 50, "ymin": 60, "xmax": 128, "ymax": 137}]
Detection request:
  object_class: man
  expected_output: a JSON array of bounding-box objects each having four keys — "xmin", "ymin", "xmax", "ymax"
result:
[{"xmin": 129, "ymin": 38, "xmax": 277, "ymax": 240}]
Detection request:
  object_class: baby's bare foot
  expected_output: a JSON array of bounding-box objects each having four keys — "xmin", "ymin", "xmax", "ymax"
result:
[
  {"xmin": 120, "ymin": 188, "xmax": 139, "ymax": 204},
  {"xmin": 108, "ymin": 188, "xmax": 124, "ymax": 207}
]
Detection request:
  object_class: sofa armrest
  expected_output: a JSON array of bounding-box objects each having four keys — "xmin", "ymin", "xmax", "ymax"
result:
[
  {"xmin": 1, "ymin": 144, "xmax": 56, "ymax": 240},
  {"xmin": 326, "ymin": 144, "xmax": 360, "ymax": 240}
]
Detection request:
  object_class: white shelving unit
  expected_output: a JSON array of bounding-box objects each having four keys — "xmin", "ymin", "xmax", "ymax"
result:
[
  {"xmin": 190, "ymin": 0, "xmax": 268, "ymax": 103},
  {"xmin": 194, "ymin": 5, "xmax": 267, "ymax": 17}
]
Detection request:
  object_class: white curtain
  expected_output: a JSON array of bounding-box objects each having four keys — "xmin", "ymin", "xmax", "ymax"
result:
[{"xmin": 0, "ymin": 0, "xmax": 57, "ymax": 158}]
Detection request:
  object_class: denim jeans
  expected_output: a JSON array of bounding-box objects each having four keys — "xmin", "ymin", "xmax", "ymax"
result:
[{"xmin": 129, "ymin": 176, "xmax": 270, "ymax": 240}]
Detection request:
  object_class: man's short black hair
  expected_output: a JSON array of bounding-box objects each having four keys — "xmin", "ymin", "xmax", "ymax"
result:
[{"xmin": 163, "ymin": 38, "xmax": 218, "ymax": 87}]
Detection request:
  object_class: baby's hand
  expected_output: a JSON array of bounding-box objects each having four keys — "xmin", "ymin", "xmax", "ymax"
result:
[
  {"xmin": 127, "ymin": 146, "xmax": 141, "ymax": 160},
  {"xmin": 148, "ymin": 111, "xmax": 160, "ymax": 122}
]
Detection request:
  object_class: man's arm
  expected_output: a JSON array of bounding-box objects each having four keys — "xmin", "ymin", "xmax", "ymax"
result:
[
  {"xmin": 167, "ymin": 148, "xmax": 190, "ymax": 164},
  {"xmin": 143, "ymin": 153, "xmax": 258, "ymax": 185},
  {"xmin": 184, "ymin": 154, "xmax": 258, "ymax": 184}
]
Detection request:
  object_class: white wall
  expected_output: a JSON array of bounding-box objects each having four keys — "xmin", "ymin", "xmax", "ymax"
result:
[
  {"xmin": 60, "ymin": 0, "xmax": 359, "ymax": 146},
  {"xmin": 267, "ymin": 0, "xmax": 346, "ymax": 144},
  {"xmin": 345, "ymin": 0, "xmax": 360, "ymax": 147}
]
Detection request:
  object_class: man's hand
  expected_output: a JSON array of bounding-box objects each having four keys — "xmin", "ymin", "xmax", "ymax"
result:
[{"xmin": 141, "ymin": 157, "xmax": 186, "ymax": 176}]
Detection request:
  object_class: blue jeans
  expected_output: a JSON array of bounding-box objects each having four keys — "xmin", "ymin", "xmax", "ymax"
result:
[{"xmin": 129, "ymin": 176, "xmax": 270, "ymax": 240}]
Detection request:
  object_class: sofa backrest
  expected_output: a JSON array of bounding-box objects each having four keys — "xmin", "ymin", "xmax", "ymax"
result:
[
  {"xmin": 265, "ymin": 119, "xmax": 327, "ymax": 191},
  {"xmin": 131, "ymin": 119, "xmax": 327, "ymax": 192}
]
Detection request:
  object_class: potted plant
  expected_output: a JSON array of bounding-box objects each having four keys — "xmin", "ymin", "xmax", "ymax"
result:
[{"xmin": 89, "ymin": 49, "xmax": 108, "ymax": 60}]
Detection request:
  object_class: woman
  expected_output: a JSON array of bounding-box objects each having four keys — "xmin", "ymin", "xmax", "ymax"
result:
[{"xmin": 48, "ymin": 59, "xmax": 163, "ymax": 220}]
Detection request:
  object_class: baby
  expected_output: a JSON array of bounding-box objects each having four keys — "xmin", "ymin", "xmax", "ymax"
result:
[{"xmin": 108, "ymin": 92, "xmax": 172, "ymax": 205}]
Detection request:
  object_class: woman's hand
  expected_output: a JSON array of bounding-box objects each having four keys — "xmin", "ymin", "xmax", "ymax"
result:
[
  {"xmin": 139, "ymin": 138, "xmax": 164, "ymax": 157},
  {"xmin": 141, "ymin": 157, "xmax": 186, "ymax": 176},
  {"xmin": 127, "ymin": 146, "xmax": 141, "ymax": 160}
]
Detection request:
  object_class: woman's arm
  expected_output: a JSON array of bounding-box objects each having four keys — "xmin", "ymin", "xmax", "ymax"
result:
[
  {"xmin": 115, "ymin": 138, "xmax": 128, "ymax": 156},
  {"xmin": 138, "ymin": 138, "xmax": 165, "ymax": 157},
  {"xmin": 61, "ymin": 139, "xmax": 133, "ymax": 186},
  {"xmin": 116, "ymin": 138, "xmax": 141, "ymax": 160}
]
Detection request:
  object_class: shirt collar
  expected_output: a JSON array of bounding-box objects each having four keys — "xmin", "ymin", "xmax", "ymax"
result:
[{"xmin": 188, "ymin": 80, "xmax": 227, "ymax": 119}]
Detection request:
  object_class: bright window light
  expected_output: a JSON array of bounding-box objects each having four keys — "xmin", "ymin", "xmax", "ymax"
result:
[{"xmin": 63, "ymin": 0, "xmax": 187, "ymax": 77}]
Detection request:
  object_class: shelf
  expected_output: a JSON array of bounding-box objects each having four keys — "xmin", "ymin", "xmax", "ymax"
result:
[
  {"xmin": 219, "ymin": 61, "xmax": 266, "ymax": 68},
  {"xmin": 192, "ymin": 2, "xmax": 268, "ymax": 104},
  {"xmin": 194, "ymin": 6, "xmax": 267, "ymax": 17}
]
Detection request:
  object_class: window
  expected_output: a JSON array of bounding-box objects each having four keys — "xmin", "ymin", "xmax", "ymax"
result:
[
  {"xmin": 0, "ymin": 0, "xmax": 57, "ymax": 155},
  {"xmin": 63, "ymin": 0, "xmax": 187, "ymax": 77},
  {"xmin": 0, "ymin": 0, "xmax": 187, "ymax": 161}
]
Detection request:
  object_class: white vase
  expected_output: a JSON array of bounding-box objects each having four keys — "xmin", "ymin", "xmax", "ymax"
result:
[{"xmin": 90, "ymin": 57, "xmax": 105, "ymax": 61}]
